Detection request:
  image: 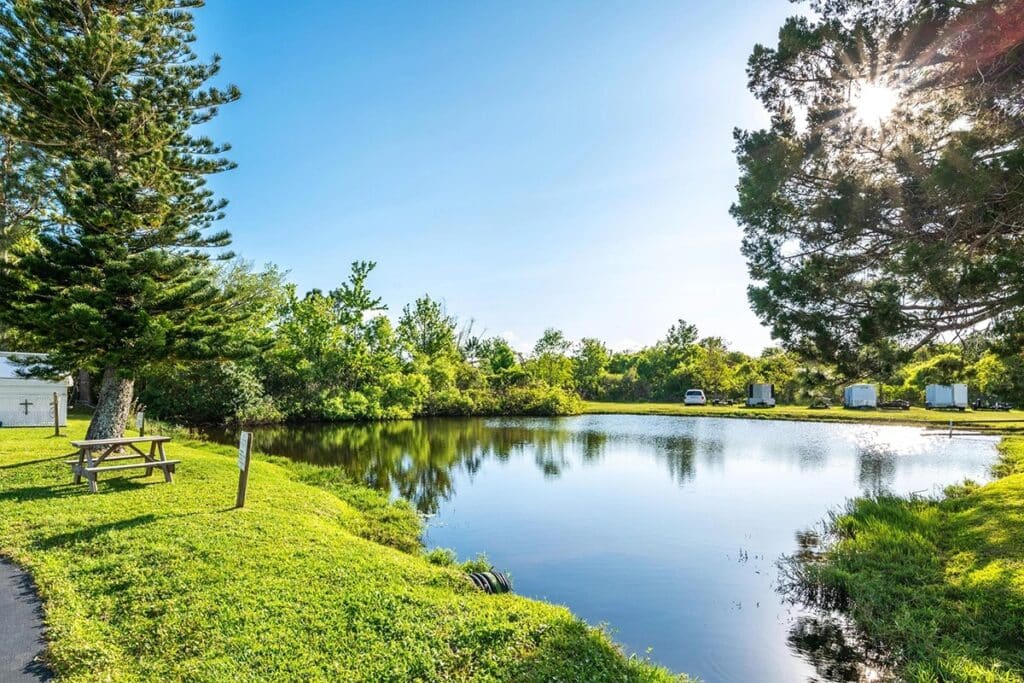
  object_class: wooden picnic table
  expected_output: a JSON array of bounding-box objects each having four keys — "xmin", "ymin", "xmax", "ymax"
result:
[{"xmin": 66, "ymin": 436, "xmax": 180, "ymax": 493}]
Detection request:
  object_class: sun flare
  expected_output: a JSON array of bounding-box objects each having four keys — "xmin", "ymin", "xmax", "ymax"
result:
[{"xmin": 851, "ymin": 81, "xmax": 898, "ymax": 126}]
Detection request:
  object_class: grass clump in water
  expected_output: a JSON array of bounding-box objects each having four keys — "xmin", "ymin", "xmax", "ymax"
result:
[{"xmin": 791, "ymin": 437, "xmax": 1024, "ymax": 682}]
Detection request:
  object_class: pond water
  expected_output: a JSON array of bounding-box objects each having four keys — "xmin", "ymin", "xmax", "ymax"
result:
[{"xmin": 209, "ymin": 415, "xmax": 998, "ymax": 682}]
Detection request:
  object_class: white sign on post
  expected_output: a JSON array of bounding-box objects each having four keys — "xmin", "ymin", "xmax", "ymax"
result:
[
  {"xmin": 237, "ymin": 431, "xmax": 251, "ymax": 470},
  {"xmin": 136, "ymin": 411, "xmax": 145, "ymax": 429},
  {"xmin": 236, "ymin": 431, "xmax": 253, "ymax": 508}
]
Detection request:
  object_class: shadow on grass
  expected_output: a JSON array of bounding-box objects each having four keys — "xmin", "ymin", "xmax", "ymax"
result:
[
  {"xmin": 0, "ymin": 483, "xmax": 85, "ymax": 503},
  {"xmin": 31, "ymin": 514, "xmax": 159, "ymax": 551},
  {"xmin": 499, "ymin": 619, "xmax": 674, "ymax": 682},
  {"xmin": 0, "ymin": 455, "xmax": 72, "ymax": 471},
  {"xmin": 0, "ymin": 469, "xmax": 164, "ymax": 503}
]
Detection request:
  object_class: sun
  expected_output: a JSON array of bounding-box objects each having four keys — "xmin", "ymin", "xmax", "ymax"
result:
[{"xmin": 851, "ymin": 81, "xmax": 898, "ymax": 126}]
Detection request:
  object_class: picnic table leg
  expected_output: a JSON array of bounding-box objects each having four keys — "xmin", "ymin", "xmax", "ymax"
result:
[
  {"xmin": 73, "ymin": 449, "xmax": 84, "ymax": 484},
  {"xmin": 145, "ymin": 441, "xmax": 155, "ymax": 477},
  {"xmin": 158, "ymin": 441, "xmax": 173, "ymax": 483},
  {"xmin": 84, "ymin": 449, "xmax": 99, "ymax": 493}
]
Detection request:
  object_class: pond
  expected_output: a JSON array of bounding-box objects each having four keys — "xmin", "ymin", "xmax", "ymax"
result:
[{"xmin": 208, "ymin": 414, "xmax": 998, "ymax": 682}]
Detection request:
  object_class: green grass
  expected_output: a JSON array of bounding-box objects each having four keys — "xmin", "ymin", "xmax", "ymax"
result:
[
  {"xmin": 789, "ymin": 437, "xmax": 1024, "ymax": 682},
  {"xmin": 0, "ymin": 414, "xmax": 686, "ymax": 682},
  {"xmin": 584, "ymin": 400, "xmax": 1024, "ymax": 433}
]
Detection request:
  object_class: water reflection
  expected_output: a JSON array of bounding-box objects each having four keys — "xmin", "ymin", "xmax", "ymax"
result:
[
  {"xmin": 200, "ymin": 415, "xmax": 995, "ymax": 681},
  {"xmin": 206, "ymin": 419, "xmax": 604, "ymax": 513},
  {"xmin": 787, "ymin": 613, "xmax": 892, "ymax": 682},
  {"xmin": 857, "ymin": 451, "xmax": 898, "ymax": 497},
  {"xmin": 778, "ymin": 530, "xmax": 896, "ymax": 682}
]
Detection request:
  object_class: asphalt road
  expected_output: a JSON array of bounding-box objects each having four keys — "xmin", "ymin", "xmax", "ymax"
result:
[{"xmin": 0, "ymin": 559, "xmax": 49, "ymax": 682}]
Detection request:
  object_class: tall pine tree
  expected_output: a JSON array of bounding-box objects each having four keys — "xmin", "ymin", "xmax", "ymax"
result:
[{"xmin": 0, "ymin": 1, "xmax": 241, "ymax": 438}]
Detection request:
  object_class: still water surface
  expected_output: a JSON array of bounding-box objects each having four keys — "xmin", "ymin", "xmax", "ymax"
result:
[{"xmin": 214, "ymin": 415, "xmax": 998, "ymax": 682}]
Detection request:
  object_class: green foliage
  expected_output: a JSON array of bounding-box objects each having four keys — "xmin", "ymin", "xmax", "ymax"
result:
[
  {"xmin": 262, "ymin": 263, "xmax": 415, "ymax": 421},
  {"xmin": 0, "ymin": 0, "xmax": 242, "ymax": 377},
  {"xmin": 502, "ymin": 384, "xmax": 582, "ymax": 416},
  {"xmin": 398, "ymin": 295, "xmax": 460, "ymax": 360},
  {"xmin": 682, "ymin": 337, "xmax": 739, "ymax": 398},
  {"xmin": 138, "ymin": 360, "xmax": 281, "ymax": 425},
  {"xmin": 573, "ymin": 337, "xmax": 610, "ymax": 399},
  {"xmin": 527, "ymin": 328, "xmax": 575, "ymax": 390},
  {"xmin": 734, "ymin": 1, "xmax": 1024, "ymax": 374},
  {"xmin": 0, "ymin": 415, "xmax": 682, "ymax": 682},
  {"xmin": 0, "ymin": 131, "xmax": 48, "ymax": 280},
  {"xmin": 131, "ymin": 263, "xmax": 583, "ymax": 424}
]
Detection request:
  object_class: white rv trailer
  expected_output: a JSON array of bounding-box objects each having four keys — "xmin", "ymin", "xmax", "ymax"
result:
[
  {"xmin": 0, "ymin": 352, "xmax": 72, "ymax": 428},
  {"xmin": 746, "ymin": 383, "xmax": 776, "ymax": 407},
  {"xmin": 843, "ymin": 383, "xmax": 878, "ymax": 409},
  {"xmin": 925, "ymin": 383, "xmax": 968, "ymax": 410}
]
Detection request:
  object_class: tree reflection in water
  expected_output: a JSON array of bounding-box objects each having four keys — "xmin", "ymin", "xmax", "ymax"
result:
[
  {"xmin": 778, "ymin": 530, "xmax": 895, "ymax": 682},
  {"xmin": 786, "ymin": 613, "xmax": 892, "ymax": 682},
  {"xmin": 201, "ymin": 418, "xmax": 705, "ymax": 515}
]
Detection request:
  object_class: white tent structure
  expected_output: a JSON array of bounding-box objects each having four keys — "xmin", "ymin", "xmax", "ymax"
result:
[
  {"xmin": 746, "ymin": 383, "xmax": 776, "ymax": 407},
  {"xmin": 0, "ymin": 352, "xmax": 72, "ymax": 428},
  {"xmin": 843, "ymin": 383, "xmax": 878, "ymax": 409},
  {"xmin": 925, "ymin": 383, "xmax": 968, "ymax": 410}
]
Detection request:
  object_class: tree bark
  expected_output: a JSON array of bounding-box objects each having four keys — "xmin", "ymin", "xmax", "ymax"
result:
[
  {"xmin": 76, "ymin": 368, "xmax": 93, "ymax": 406},
  {"xmin": 86, "ymin": 367, "xmax": 133, "ymax": 439}
]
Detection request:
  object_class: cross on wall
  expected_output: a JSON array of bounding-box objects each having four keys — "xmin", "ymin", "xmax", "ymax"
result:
[{"xmin": 19, "ymin": 399, "xmax": 33, "ymax": 414}]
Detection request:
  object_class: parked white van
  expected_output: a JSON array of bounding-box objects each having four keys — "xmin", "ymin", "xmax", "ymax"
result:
[{"xmin": 684, "ymin": 389, "xmax": 707, "ymax": 406}]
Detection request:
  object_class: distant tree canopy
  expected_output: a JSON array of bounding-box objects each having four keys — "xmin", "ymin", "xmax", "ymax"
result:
[{"xmin": 734, "ymin": 0, "xmax": 1024, "ymax": 374}]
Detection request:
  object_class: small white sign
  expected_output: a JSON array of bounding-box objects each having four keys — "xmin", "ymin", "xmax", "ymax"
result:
[
  {"xmin": 238, "ymin": 431, "xmax": 252, "ymax": 470},
  {"xmin": 135, "ymin": 411, "xmax": 145, "ymax": 429}
]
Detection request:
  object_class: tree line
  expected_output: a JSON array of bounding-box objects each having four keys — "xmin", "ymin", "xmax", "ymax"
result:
[{"xmin": 117, "ymin": 258, "xmax": 1024, "ymax": 425}]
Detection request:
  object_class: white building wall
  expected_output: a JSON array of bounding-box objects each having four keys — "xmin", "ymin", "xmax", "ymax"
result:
[{"xmin": 0, "ymin": 352, "xmax": 71, "ymax": 428}]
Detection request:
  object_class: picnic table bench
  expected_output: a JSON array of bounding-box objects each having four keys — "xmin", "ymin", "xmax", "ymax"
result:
[{"xmin": 66, "ymin": 436, "xmax": 179, "ymax": 493}]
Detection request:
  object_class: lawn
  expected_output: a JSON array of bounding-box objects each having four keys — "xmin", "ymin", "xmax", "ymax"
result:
[
  {"xmin": 0, "ymin": 415, "xmax": 683, "ymax": 682},
  {"xmin": 584, "ymin": 400, "xmax": 1024, "ymax": 433},
  {"xmin": 788, "ymin": 438, "xmax": 1024, "ymax": 682}
]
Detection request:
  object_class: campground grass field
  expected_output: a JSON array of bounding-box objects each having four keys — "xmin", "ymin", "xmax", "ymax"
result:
[
  {"xmin": 583, "ymin": 400, "xmax": 1024, "ymax": 433},
  {"xmin": 0, "ymin": 414, "xmax": 681, "ymax": 682}
]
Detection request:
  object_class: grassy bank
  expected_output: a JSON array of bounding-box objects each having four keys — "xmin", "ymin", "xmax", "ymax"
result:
[
  {"xmin": 789, "ymin": 438, "xmax": 1024, "ymax": 682},
  {"xmin": 0, "ymin": 415, "xmax": 684, "ymax": 682},
  {"xmin": 584, "ymin": 401, "xmax": 1024, "ymax": 433}
]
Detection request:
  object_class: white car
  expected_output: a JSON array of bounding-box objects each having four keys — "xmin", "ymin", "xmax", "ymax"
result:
[{"xmin": 684, "ymin": 389, "xmax": 707, "ymax": 406}]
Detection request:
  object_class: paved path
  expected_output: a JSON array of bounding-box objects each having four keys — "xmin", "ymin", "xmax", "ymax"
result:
[{"xmin": 0, "ymin": 559, "xmax": 50, "ymax": 682}]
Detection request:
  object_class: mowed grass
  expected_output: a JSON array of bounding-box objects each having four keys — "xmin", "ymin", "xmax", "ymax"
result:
[
  {"xmin": 793, "ymin": 438, "xmax": 1024, "ymax": 682},
  {"xmin": 584, "ymin": 401, "xmax": 1024, "ymax": 433},
  {"xmin": 0, "ymin": 415, "xmax": 684, "ymax": 682}
]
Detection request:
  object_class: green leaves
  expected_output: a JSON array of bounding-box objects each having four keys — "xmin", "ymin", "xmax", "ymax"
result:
[
  {"xmin": 0, "ymin": 0, "xmax": 241, "ymax": 381},
  {"xmin": 734, "ymin": 0, "xmax": 1024, "ymax": 374}
]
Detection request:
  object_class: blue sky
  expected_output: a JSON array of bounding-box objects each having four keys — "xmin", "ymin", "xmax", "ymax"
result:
[{"xmin": 194, "ymin": 1, "xmax": 797, "ymax": 354}]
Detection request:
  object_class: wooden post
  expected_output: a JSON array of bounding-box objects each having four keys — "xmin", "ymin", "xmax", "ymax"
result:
[
  {"xmin": 235, "ymin": 431, "xmax": 253, "ymax": 508},
  {"xmin": 52, "ymin": 392, "xmax": 60, "ymax": 436}
]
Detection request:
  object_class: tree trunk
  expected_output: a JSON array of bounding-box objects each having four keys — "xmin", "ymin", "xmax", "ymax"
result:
[
  {"xmin": 86, "ymin": 367, "xmax": 134, "ymax": 440},
  {"xmin": 76, "ymin": 368, "xmax": 93, "ymax": 406}
]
